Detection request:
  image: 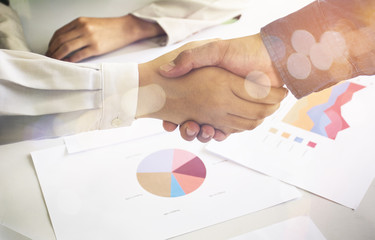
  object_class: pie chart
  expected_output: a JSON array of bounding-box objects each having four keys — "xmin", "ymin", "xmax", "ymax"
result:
[{"xmin": 136, "ymin": 149, "xmax": 206, "ymax": 197}]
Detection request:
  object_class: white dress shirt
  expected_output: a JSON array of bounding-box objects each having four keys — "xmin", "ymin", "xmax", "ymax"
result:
[
  {"xmin": 0, "ymin": 0, "xmax": 250, "ymax": 144},
  {"xmin": 0, "ymin": 49, "xmax": 138, "ymax": 144}
]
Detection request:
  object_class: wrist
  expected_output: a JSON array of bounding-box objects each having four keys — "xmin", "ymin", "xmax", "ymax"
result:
[
  {"xmin": 136, "ymin": 62, "xmax": 168, "ymax": 120},
  {"xmin": 257, "ymin": 33, "xmax": 284, "ymax": 88},
  {"xmin": 124, "ymin": 14, "xmax": 165, "ymax": 41}
]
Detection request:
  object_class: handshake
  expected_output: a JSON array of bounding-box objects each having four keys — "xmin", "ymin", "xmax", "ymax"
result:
[
  {"xmin": 135, "ymin": 35, "xmax": 287, "ymax": 142},
  {"xmin": 43, "ymin": 1, "xmax": 374, "ymax": 143},
  {"xmin": 44, "ymin": 15, "xmax": 289, "ymax": 143}
]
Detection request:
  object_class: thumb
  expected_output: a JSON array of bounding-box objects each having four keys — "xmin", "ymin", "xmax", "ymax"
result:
[{"xmin": 159, "ymin": 41, "xmax": 225, "ymax": 78}]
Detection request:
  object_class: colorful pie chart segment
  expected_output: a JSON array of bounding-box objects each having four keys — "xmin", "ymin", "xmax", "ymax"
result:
[{"xmin": 137, "ymin": 149, "xmax": 206, "ymax": 197}]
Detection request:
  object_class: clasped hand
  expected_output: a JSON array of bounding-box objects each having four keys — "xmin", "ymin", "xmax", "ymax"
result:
[{"xmin": 137, "ymin": 39, "xmax": 287, "ymax": 142}]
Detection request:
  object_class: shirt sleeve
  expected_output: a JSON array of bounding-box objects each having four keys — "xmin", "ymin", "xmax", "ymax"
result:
[
  {"xmin": 0, "ymin": 50, "xmax": 138, "ymax": 144},
  {"xmin": 0, "ymin": 2, "xmax": 30, "ymax": 51},
  {"xmin": 261, "ymin": 0, "xmax": 375, "ymax": 98},
  {"xmin": 132, "ymin": 0, "xmax": 250, "ymax": 45}
]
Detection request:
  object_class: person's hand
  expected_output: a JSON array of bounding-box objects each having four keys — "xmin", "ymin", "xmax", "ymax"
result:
[
  {"xmin": 158, "ymin": 34, "xmax": 285, "ymax": 142},
  {"xmin": 162, "ymin": 86, "xmax": 287, "ymax": 143},
  {"xmin": 159, "ymin": 33, "xmax": 282, "ymax": 86},
  {"xmin": 46, "ymin": 14, "xmax": 164, "ymax": 62},
  {"xmin": 136, "ymin": 41, "xmax": 288, "ymax": 139}
]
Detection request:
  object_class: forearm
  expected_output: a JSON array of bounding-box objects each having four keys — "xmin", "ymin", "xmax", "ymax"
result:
[
  {"xmin": 261, "ymin": 0, "xmax": 375, "ymax": 98},
  {"xmin": 0, "ymin": 50, "xmax": 138, "ymax": 144}
]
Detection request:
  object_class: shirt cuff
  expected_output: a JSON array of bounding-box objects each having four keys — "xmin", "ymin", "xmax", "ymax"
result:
[
  {"xmin": 261, "ymin": 1, "xmax": 341, "ymax": 99},
  {"xmin": 131, "ymin": 0, "xmax": 246, "ymax": 46},
  {"xmin": 100, "ymin": 62, "xmax": 139, "ymax": 130}
]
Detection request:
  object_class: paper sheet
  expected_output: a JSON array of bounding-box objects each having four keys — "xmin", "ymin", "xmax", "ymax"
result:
[
  {"xmin": 229, "ymin": 216, "xmax": 326, "ymax": 240},
  {"xmin": 0, "ymin": 225, "xmax": 31, "ymax": 240},
  {"xmin": 64, "ymin": 118, "xmax": 164, "ymax": 153},
  {"xmin": 32, "ymin": 132, "xmax": 300, "ymax": 240},
  {"xmin": 207, "ymin": 77, "xmax": 375, "ymax": 209}
]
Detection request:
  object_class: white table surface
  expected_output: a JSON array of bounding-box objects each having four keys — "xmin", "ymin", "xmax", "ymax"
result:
[{"xmin": 2, "ymin": 0, "xmax": 375, "ymax": 239}]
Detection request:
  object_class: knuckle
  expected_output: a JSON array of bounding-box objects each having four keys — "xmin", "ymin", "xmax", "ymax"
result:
[
  {"xmin": 207, "ymin": 41, "xmax": 221, "ymax": 52},
  {"xmin": 256, "ymin": 109, "xmax": 269, "ymax": 119},
  {"xmin": 257, "ymin": 104, "xmax": 278, "ymax": 119},
  {"xmin": 78, "ymin": 20, "xmax": 94, "ymax": 34},
  {"xmin": 175, "ymin": 49, "xmax": 195, "ymax": 68},
  {"xmin": 76, "ymin": 17, "xmax": 88, "ymax": 24},
  {"xmin": 179, "ymin": 49, "xmax": 193, "ymax": 60},
  {"xmin": 82, "ymin": 24, "xmax": 93, "ymax": 34},
  {"xmin": 54, "ymin": 36, "xmax": 65, "ymax": 46},
  {"xmin": 60, "ymin": 44, "xmax": 71, "ymax": 53},
  {"xmin": 247, "ymin": 119, "xmax": 263, "ymax": 130},
  {"xmin": 90, "ymin": 42, "xmax": 100, "ymax": 52}
]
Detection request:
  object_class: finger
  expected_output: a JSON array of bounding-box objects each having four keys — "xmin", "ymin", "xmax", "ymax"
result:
[
  {"xmin": 228, "ymin": 94, "xmax": 281, "ymax": 120},
  {"xmin": 213, "ymin": 128, "xmax": 243, "ymax": 142},
  {"xmin": 212, "ymin": 127, "xmax": 240, "ymax": 139},
  {"xmin": 178, "ymin": 121, "xmax": 200, "ymax": 141},
  {"xmin": 54, "ymin": 18, "xmax": 82, "ymax": 38},
  {"xmin": 223, "ymin": 114, "xmax": 265, "ymax": 131},
  {"xmin": 64, "ymin": 46, "xmax": 97, "ymax": 62},
  {"xmin": 47, "ymin": 29, "xmax": 82, "ymax": 57},
  {"xmin": 50, "ymin": 37, "xmax": 88, "ymax": 60},
  {"xmin": 159, "ymin": 40, "xmax": 227, "ymax": 78},
  {"xmin": 213, "ymin": 130, "xmax": 228, "ymax": 142},
  {"xmin": 162, "ymin": 121, "xmax": 178, "ymax": 132},
  {"xmin": 196, "ymin": 125, "xmax": 215, "ymax": 143},
  {"xmin": 47, "ymin": 19, "xmax": 81, "ymax": 54}
]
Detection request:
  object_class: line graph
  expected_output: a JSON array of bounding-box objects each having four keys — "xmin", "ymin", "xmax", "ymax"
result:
[{"xmin": 283, "ymin": 82, "xmax": 365, "ymax": 139}]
